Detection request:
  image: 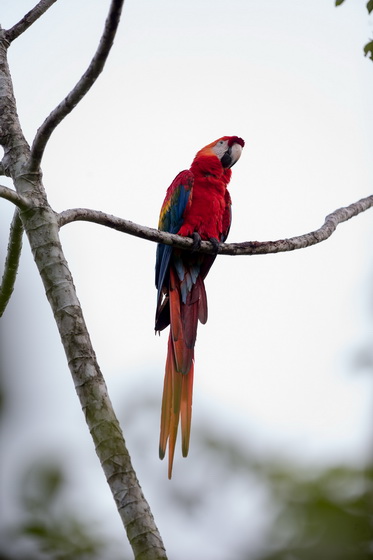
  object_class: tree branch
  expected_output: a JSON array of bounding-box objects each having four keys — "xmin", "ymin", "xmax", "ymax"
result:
[
  {"xmin": 29, "ymin": 0, "xmax": 125, "ymax": 172},
  {"xmin": 58, "ymin": 194, "xmax": 373, "ymax": 255},
  {"xmin": 4, "ymin": 0, "xmax": 59, "ymax": 43},
  {"xmin": 19, "ymin": 206, "xmax": 167, "ymax": 559},
  {"xmin": 0, "ymin": 184, "xmax": 30, "ymax": 209},
  {"xmin": 0, "ymin": 209, "xmax": 23, "ymax": 317},
  {"xmin": 1, "ymin": 12, "xmax": 168, "ymax": 556}
]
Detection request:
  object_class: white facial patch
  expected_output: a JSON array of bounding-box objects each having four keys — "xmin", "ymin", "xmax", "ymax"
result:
[{"xmin": 211, "ymin": 139, "xmax": 229, "ymax": 160}]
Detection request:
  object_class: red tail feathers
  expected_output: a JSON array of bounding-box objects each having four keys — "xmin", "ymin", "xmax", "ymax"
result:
[
  {"xmin": 159, "ymin": 336, "xmax": 194, "ymax": 478},
  {"xmin": 159, "ymin": 266, "xmax": 205, "ymax": 478}
]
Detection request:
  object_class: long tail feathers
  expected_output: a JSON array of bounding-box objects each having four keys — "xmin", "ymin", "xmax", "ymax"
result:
[
  {"xmin": 180, "ymin": 361, "xmax": 194, "ymax": 457},
  {"xmin": 159, "ymin": 266, "xmax": 203, "ymax": 478},
  {"xmin": 159, "ymin": 336, "xmax": 194, "ymax": 478},
  {"xmin": 159, "ymin": 337, "xmax": 173, "ymax": 461}
]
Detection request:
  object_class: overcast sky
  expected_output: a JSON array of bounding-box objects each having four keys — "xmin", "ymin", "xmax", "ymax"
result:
[{"xmin": 1, "ymin": 1, "xmax": 373, "ymax": 558}]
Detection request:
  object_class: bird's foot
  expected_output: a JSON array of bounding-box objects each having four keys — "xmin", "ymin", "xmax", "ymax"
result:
[
  {"xmin": 191, "ymin": 232, "xmax": 202, "ymax": 252},
  {"xmin": 209, "ymin": 237, "xmax": 220, "ymax": 255}
]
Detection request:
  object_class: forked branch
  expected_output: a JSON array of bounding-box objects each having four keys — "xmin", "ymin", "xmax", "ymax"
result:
[
  {"xmin": 4, "ymin": 0, "xmax": 59, "ymax": 43},
  {"xmin": 1, "ymin": 3, "xmax": 168, "ymax": 556},
  {"xmin": 58, "ymin": 194, "xmax": 373, "ymax": 255},
  {"xmin": 29, "ymin": 0, "xmax": 125, "ymax": 172}
]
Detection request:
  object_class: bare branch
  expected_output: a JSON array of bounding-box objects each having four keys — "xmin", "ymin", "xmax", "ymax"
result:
[
  {"xmin": 29, "ymin": 0, "xmax": 125, "ymax": 172},
  {"xmin": 222, "ymin": 194, "xmax": 373, "ymax": 256},
  {"xmin": 2, "ymin": 3, "xmax": 167, "ymax": 555},
  {"xmin": 58, "ymin": 207, "xmax": 178, "ymax": 243},
  {"xmin": 0, "ymin": 161, "xmax": 5, "ymax": 175},
  {"xmin": 0, "ymin": 209, "xmax": 23, "ymax": 317},
  {"xmin": 4, "ymin": 0, "xmax": 58, "ymax": 43},
  {"xmin": 58, "ymin": 194, "xmax": 373, "ymax": 255},
  {"xmin": 22, "ymin": 205, "xmax": 167, "ymax": 559},
  {"xmin": 0, "ymin": 34, "xmax": 33, "ymax": 184},
  {"xmin": 0, "ymin": 184, "xmax": 30, "ymax": 209}
]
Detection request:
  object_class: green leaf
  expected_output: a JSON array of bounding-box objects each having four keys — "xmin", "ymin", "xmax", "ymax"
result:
[
  {"xmin": 335, "ymin": 0, "xmax": 346, "ymax": 6},
  {"xmin": 363, "ymin": 40, "xmax": 373, "ymax": 60},
  {"xmin": 367, "ymin": 0, "xmax": 373, "ymax": 15}
]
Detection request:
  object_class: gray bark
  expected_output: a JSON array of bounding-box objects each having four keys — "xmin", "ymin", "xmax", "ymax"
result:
[{"xmin": 0, "ymin": 3, "xmax": 167, "ymax": 558}]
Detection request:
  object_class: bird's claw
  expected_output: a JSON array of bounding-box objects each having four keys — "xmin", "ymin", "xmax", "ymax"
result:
[
  {"xmin": 191, "ymin": 232, "xmax": 202, "ymax": 252},
  {"xmin": 190, "ymin": 234, "xmax": 220, "ymax": 254},
  {"xmin": 209, "ymin": 237, "xmax": 220, "ymax": 254}
]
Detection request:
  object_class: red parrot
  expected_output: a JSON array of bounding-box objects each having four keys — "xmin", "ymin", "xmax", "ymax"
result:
[{"xmin": 155, "ymin": 136, "xmax": 245, "ymax": 478}]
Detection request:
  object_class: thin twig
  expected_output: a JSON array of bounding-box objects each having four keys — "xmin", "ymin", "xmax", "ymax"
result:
[
  {"xmin": 0, "ymin": 209, "xmax": 23, "ymax": 317},
  {"xmin": 29, "ymin": 0, "xmax": 125, "ymax": 172},
  {"xmin": 58, "ymin": 194, "xmax": 373, "ymax": 255},
  {"xmin": 4, "ymin": 0, "xmax": 59, "ymax": 43},
  {"xmin": 0, "ymin": 184, "xmax": 30, "ymax": 209}
]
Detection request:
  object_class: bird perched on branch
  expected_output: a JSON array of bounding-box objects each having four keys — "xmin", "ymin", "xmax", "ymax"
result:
[{"xmin": 155, "ymin": 136, "xmax": 245, "ymax": 478}]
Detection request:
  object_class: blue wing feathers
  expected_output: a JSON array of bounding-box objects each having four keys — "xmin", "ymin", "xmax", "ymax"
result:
[
  {"xmin": 155, "ymin": 170, "xmax": 194, "ymax": 294},
  {"xmin": 158, "ymin": 171, "xmax": 194, "ymax": 234},
  {"xmin": 155, "ymin": 171, "xmax": 195, "ymax": 330}
]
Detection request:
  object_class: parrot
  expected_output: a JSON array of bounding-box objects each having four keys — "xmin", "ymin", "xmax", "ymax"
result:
[{"xmin": 155, "ymin": 136, "xmax": 245, "ymax": 478}]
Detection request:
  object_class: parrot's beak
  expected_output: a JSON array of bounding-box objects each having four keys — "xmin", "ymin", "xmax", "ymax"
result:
[{"xmin": 221, "ymin": 143, "xmax": 243, "ymax": 168}]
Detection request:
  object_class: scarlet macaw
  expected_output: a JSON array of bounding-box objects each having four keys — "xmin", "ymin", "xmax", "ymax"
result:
[{"xmin": 155, "ymin": 136, "xmax": 245, "ymax": 478}]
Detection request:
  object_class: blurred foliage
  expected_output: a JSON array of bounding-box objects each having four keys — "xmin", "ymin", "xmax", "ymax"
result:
[
  {"xmin": 201, "ymin": 432, "xmax": 373, "ymax": 560},
  {"xmin": 0, "ymin": 462, "xmax": 122, "ymax": 560},
  {"xmin": 335, "ymin": 0, "xmax": 373, "ymax": 60},
  {"xmin": 363, "ymin": 40, "xmax": 373, "ymax": 60},
  {"xmin": 1, "ymin": 424, "xmax": 371, "ymax": 559},
  {"xmin": 1, "ymin": 296, "xmax": 372, "ymax": 560},
  {"xmin": 254, "ymin": 465, "xmax": 373, "ymax": 560}
]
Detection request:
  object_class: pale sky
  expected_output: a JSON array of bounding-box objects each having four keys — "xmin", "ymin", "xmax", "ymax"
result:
[{"xmin": 1, "ymin": 1, "xmax": 373, "ymax": 558}]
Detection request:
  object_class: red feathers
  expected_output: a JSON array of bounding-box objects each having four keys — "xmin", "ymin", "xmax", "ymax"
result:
[
  {"xmin": 177, "ymin": 156, "xmax": 232, "ymax": 240},
  {"xmin": 156, "ymin": 136, "xmax": 244, "ymax": 477},
  {"xmin": 159, "ymin": 267, "xmax": 200, "ymax": 477},
  {"xmin": 228, "ymin": 136, "xmax": 245, "ymax": 147}
]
